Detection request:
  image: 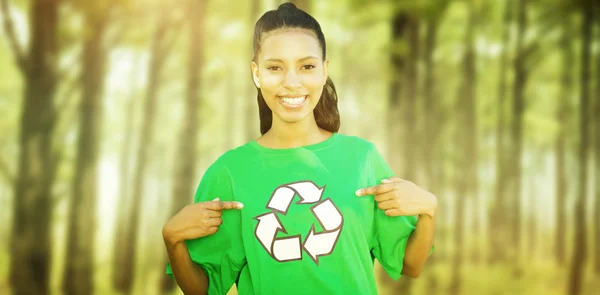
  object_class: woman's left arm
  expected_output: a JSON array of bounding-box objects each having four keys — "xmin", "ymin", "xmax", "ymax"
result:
[
  {"xmin": 402, "ymin": 213, "xmax": 436, "ymax": 278},
  {"xmin": 356, "ymin": 177, "xmax": 438, "ymax": 278}
]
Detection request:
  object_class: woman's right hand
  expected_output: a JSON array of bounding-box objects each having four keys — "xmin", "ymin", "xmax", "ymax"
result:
[{"xmin": 162, "ymin": 198, "xmax": 244, "ymax": 245}]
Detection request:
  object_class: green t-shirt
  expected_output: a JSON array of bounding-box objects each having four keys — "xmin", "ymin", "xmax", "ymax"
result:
[{"xmin": 166, "ymin": 133, "xmax": 421, "ymax": 294}]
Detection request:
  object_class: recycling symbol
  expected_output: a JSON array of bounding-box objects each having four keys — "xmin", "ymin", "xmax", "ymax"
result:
[{"xmin": 253, "ymin": 181, "xmax": 344, "ymax": 265}]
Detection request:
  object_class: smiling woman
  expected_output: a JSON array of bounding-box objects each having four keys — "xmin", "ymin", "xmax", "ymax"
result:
[
  {"xmin": 162, "ymin": 2, "xmax": 436, "ymax": 295},
  {"xmin": 249, "ymin": 4, "xmax": 340, "ymax": 142},
  {"xmin": 251, "ymin": 28, "xmax": 331, "ymax": 136}
]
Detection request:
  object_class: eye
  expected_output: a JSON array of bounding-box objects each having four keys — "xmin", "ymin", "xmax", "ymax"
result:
[
  {"xmin": 302, "ymin": 65, "xmax": 316, "ymax": 70},
  {"xmin": 267, "ymin": 66, "xmax": 282, "ymax": 71}
]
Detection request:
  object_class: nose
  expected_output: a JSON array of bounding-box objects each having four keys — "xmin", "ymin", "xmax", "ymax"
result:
[{"xmin": 283, "ymin": 69, "xmax": 301, "ymax": 88}]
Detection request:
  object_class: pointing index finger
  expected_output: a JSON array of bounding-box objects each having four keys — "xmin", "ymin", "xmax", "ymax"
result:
[
  {"xmin": 205, "ymin": 200, "xmax": 244, "ymax": 211},
  {"xmin": 355, "ymin": 183, "xmax": 395, "ymax": 197}
]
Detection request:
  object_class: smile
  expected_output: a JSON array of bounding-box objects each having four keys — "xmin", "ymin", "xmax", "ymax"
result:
[{"xmin": 278, "ymin": 95, "xmax": 308, "ymax": 108}]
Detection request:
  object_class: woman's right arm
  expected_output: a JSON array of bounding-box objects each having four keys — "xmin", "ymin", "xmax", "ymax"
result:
[
  {"xmin": 164, "ymin": 237, "xmax": 209, "ymax": 295},
  {"xmin": 162, "ymin": 200, "xmax": 243, "ymax": 295}
]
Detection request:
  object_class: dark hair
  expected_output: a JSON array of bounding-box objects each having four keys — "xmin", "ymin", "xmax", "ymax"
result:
[{"xmin": 252, "ymin": 2, "xmax": 340, "ymax": 135}]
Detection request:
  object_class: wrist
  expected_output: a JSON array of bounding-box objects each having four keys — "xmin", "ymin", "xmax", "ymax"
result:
[
  {"xmin": 418, "ymin": 210, "xmax": 435, "ymax": 219},
  {"xmin": 162, "ymin": 225, "xmax": 183, "ymax": 247},
  {"xmin": 420, "ymin": 193, "xmax": 437, "ymax": 218}
]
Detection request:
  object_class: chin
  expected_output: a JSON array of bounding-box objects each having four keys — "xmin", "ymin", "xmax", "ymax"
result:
[{"xmin": 278, "ymin": 113, "xmax": 312, "ymax": 123}]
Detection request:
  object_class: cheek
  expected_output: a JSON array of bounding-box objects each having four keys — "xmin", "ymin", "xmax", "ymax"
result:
[
  {"xmin": 261, "ymin": 74, "xmax": 282, "ymax": 83},
  {"xmin": 301, "ymin": 74, "xmax": 325, "ymax": 88},
  {"xmin": 307, "ymin": 77, "xmax": 326, "ymax": 94}
]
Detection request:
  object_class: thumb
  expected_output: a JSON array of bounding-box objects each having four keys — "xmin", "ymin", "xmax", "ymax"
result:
[{"xmin": 212, "ymin": 197, "xmax": 220, "ymax": 201}]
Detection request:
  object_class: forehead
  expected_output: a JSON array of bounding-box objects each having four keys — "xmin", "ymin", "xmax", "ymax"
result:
[{"xmin": 259, "ymin": 29, "xmax": 322, "ymax": 62}]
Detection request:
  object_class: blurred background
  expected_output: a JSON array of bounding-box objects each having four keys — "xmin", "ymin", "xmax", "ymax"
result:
[{"xmin": 0, "ymin": 0, "xmax": 599, "ymax": 294}]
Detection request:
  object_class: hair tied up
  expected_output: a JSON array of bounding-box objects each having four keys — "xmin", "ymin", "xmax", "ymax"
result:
[
  {"xmin": 253, "ymin": 1, "xmax": 341, "ymax": 135},
  {"xmin": 278, "ymin": 2, "xmax": 298, "ymax": 10}
]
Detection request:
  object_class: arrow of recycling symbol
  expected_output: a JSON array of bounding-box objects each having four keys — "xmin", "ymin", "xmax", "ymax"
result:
[{"xmin": 254, "ymin": 181, "xmax": 344, "ymax": 265}]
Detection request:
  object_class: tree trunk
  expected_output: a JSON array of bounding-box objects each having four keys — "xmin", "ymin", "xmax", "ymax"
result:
[
  {"xmin": 402, "ymin": 18, "xmax": 419, "ymax": 182},
  {"xmin": 63, "ymin": 15, "xmax": 108, "ymax": 295},
  {"xmin": 490, "ymin": 0, "xmax": 512, "ymax": 265},
  {"xmin": 226, "ymin": 68, "xmax": 235, "ymax": 149},
  {"xmin": 423, "ymin": 16, "xmax": 440, "ymax": 295},
  {"xmin": 422, "ymin": 21, "xmax": 437, "ymax": 187},
  {"xmin": 246, "ymin": 0, "xmax": 260, "ymax": 142},
  {"xmin": 449, "ymin": 3, "xmax": 476, "ymax": 294},
  {"xmin": 527, "ymin": 169, "xmax": 537, "ymax": 258},
  {"xmin": 111, "ymin": 62, "xmax": 138, "ymax": 291},
  {"xmin": 379, "ymin": 11, "xmax": 409, "ymax": 292},
  {"xmin": 386, "ymin": 12, "xmax": 408, "ymax": 174},
  {"xmin": 432, "ymin": 101, "xmax": 448, "ymax": 265},
  {"xmin": 595, "ymin": 6, "xmax": 600, "ymax": 274},
  {"xmin": 0, "ymin": 187, "xmax": 8, "ymax": 244},
  {"xmin": 555, "ymin": 27, "xmax": 573, "ymax": 266},
  {"xmin": 465, "ymin": 7, "xmax": 479, "ymax": 265},
  {"xmin": 8, "ymin": 0, "xmax": 60, "ymax": 294},
  {"xmin": 567, "ymin": 1, "xmax": 592, "ymax": 294},
  {"xmin": 113, "ymin": 12, "xmax": 171, "ymax": 294},
  {"xmin": 449, "ymin": 98, "xmax": 467, "ymax": 295},
  {"xmin": 160, "ymin": 0, "xmax": 207, "ymax": 291},
  {"xmin": 391, "ymin": 16, "xmax": 419, "ymax": 295},
  {"xmin": 510, "ymin": 0, "xmax": 528, "ymax": 270},
  {"xmin": 449, "ymin": 145, "xmax": 467, "ymax": 295}
]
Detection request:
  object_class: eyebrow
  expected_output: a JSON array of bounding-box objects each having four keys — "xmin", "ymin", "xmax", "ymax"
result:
[{"xmin": 263, "ymin": 56, "xmax": 319, "ymax": 63}]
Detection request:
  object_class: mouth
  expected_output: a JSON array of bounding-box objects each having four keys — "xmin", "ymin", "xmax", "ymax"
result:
[{"xmin": 278, "ymin": 95, "xmax": 308, "ymax": 108}]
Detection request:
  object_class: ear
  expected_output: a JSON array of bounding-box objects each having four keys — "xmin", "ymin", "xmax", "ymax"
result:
[
  {"xmin": 251, "ymin": 62, "xmax": 260, "ymax": 88},
  {"xmin": 322, "ymin": 60, "xmax": 329, "ymax": 85}
]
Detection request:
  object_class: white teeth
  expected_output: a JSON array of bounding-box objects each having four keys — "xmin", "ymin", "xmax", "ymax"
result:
[{"xmin": 281, "ymin": 96, "xmax": 306, "ymax": 105}]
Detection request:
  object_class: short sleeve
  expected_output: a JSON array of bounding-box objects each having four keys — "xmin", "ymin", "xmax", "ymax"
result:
[
  {"xmin": 166, "ymin": 157, "xmax": 246, "ymax": 295},
  {"xmin": 366, "ymin": 143, "xmax": 418, "ymax": 281}
]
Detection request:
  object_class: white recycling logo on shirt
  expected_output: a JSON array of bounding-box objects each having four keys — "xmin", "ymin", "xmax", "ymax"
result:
[{"xmin": 253, "ymin": 181, "xmax": 344, "ymax": 265}]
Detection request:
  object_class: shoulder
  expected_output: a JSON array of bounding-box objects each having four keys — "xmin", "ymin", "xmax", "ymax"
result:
[
  {"xmin": 202, "ymin": 146, "xmax": 243, "ymax": 178},
  {"xmin": 334, "ymin": 133, "xmax": 379, "ymax": 153},
  {"xmin": 205, "ymin": 142, "xmax": 257, "ymax": 172}
]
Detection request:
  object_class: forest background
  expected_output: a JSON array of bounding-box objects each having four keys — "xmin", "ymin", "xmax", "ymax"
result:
[{"xmin": 1, "ymin": 0, "xmax": 599, "ymax": 294}]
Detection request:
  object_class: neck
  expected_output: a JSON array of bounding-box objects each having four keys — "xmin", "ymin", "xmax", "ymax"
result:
[{"xmin": 260, "ymin": 114, "xmax": 332, "ymax": 149}]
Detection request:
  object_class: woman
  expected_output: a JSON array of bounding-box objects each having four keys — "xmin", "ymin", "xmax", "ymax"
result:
[{"xmin": 162, "ymin": 3, "xmax": 437, "ymax": 295}]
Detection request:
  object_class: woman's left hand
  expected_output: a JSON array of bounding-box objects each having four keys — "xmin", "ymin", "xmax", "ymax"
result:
[{"xmin": 355, "ymin": 177, "xmax": 438, "ymax": 217}]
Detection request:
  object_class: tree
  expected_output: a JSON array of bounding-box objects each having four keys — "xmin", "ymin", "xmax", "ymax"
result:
[
  {"xmin": 379, "ymin": 6, "xmax": 410, "ymax": 293},
  {"xmin": 595, "ymin": 2, "xmax": 600, "ymax": 274},
  {"xmin": 2, "ymin": 0, "xmax": 61, "ymax": 293},
  {"xmin": 402, "ymin": 17, "xmax": 419, "ymax": 183},
  {"xmin": 509, "ymin": 0, "xmax": 528, "ymax": 269},
  {"xmin": 382, "ymin": 11, "xmax": 421, "ymax": 295},
  {"xmin": 386, "ymin": 14, "xmax": 421, "ymax": 295},
  {"xmin": 422, "ymin": 0, "xmax": 449, "ymax": 211},
  {"xmin": 567, "ymin": 1, "xmax": 593, "ymax": 294},
  {"xmin": 489, "ymin": 0, "xmax": 512, "ymax": 264},
  {"xmin": 112, "ymin": 5, "xmax": 175, "ymax": 293},
  {"xmin": 62, "ymin": 4, "xmax": 112, "ymax": 294},
  {"xmin": 160, "ymin": 0, "xmax": 208, "ymax": 291},
  {"xmin": 527, "ymin": 153, "xmax": 542, "ymax": 258},
  {"xmin": 466, "ymin": 5, "xmax": 480, "ymax": 264},
  {"xmin": 245, "ymin": 0, "xmax": 261, "ymax": 142},
  {"xmin": 386, "ymin": 11, "xmax": 409, "ymax": 174},
  {"xmin": 555, "ymin": 21, "xmax": 573, "ymax": 266},
  {"xmin": 421, "ymin": 3, "xmax": 449, "ymax": 294},
  {"xmin": 450, "ymin": 1, "xmax": 477, "ymax": 294},
  {"xmin": 111, "ymin": 64, "xmax": 138, "ymax": 294}
]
